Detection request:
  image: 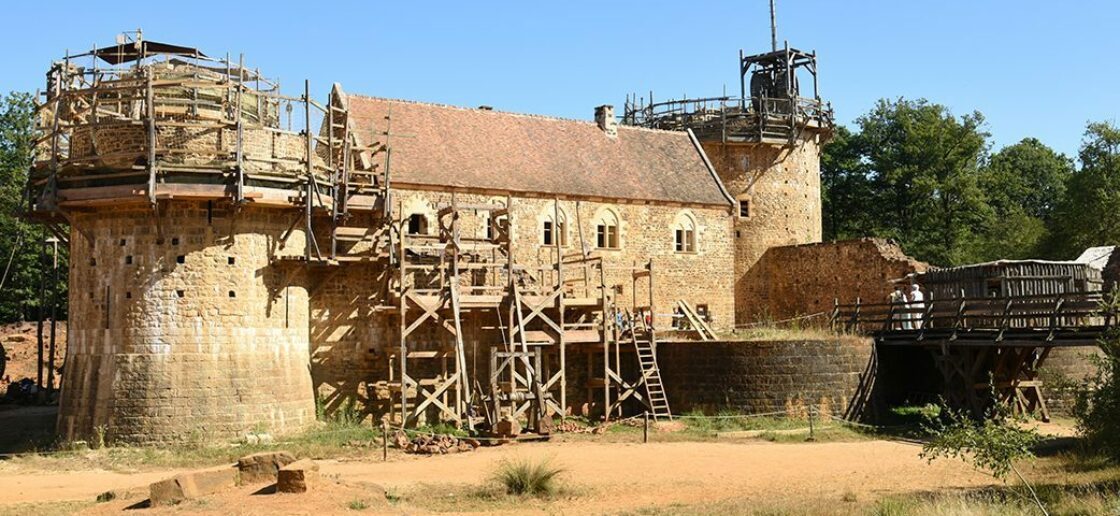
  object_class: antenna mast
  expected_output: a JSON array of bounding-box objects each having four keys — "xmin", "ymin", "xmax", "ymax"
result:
[{"xmin": 769, "ymin": 0, "xmax": 778, "ymax": 51}]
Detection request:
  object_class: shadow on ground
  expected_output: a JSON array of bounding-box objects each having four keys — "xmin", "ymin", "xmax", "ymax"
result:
[{"xmin": 0, "ymin": 405, "xmax": 57, "ymax": 454}]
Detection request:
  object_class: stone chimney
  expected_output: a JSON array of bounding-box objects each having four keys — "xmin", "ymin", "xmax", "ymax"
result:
[{"xmin": 595, "ymin": 105, "xmax": 617, "ymax": 137}]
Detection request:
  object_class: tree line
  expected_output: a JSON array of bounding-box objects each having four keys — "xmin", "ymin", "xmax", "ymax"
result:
[
  {"xmin": 0, "ymin": 92, "xmax": 67, "ymax": 324},
  {"xmin": 823, "ymin": 97, "xmax": 1120, "ymax": 267}
]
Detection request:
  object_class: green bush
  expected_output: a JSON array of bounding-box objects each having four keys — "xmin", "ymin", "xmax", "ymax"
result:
[
  {"xmin": 491, "ymin": 457, "xmax": 564, "ymax": 496},
  {"xmin": 1074, "ymin": 294, "xmax": 1120, "ymax": 462}
]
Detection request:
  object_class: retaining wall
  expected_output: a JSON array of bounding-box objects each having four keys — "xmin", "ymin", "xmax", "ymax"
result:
[{"xmin": 657, "ymin": 337, "xmax": 874, "ymax": 417}]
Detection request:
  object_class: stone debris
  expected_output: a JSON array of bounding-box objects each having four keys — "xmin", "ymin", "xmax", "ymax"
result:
[
  {"xmin": 241, "ymin": 432, "xmax": 274, "ymax": 445},
  {"xmin": 236, "ymin": 451, "xmax": 297, "ymax": 485},
  {"xmin": 395, "ymin": 431, "xmax": 481, "ymax": 454},
  {"xmin": 149, "ymin": 466, "xmax": 237, "ymax": 505},
  {"xmin": 277, "ymin": 459, "xmax": 320, "ymax": 493}
]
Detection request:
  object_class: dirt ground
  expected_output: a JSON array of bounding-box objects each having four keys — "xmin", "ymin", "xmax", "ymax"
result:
[
  {"xmin": 0, "ymin": 438, "xmax": 997, "ymax": 515},
  {"xmin": 1, "ymin": 321, "xmax": 66, "ymax": 385}
]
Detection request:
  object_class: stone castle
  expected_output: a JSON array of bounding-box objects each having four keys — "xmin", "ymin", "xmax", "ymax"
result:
[{"xmin": 28, "ymin": 35, "xmax": 837, "ymax": 444}]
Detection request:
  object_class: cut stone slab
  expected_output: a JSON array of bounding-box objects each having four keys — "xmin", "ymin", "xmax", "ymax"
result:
[
  {"xmin": 277, "ymin": 459, "xmax": 320, "ymax": 493},
  {"xmin": 149, "ymin": 466, "xmax": 237, "ymax": 505},
  {"xmin": 237, "ymin": 451, "xmax": 297, "ymax": 485}
]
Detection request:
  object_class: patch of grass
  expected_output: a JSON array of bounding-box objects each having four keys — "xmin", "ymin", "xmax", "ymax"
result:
[
  {"xmin": 347, "ymin": 499, "xmax": 369, "ymax": 510},
  {"xmin": 4, "ymin": 419, "xmax": 382, "ymax": 472},
  {"xmin": 0, "ymin": 501, "xmax": 96, "ymax": 516},
  {"xmin": 492, "ymin": 456, "xmax": 565, "ymax": 496}
]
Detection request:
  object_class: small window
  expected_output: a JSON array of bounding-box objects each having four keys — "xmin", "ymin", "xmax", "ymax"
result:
[
  {"xmin": 119, "ymin": 239, "xmax": 126, "ymax": 246},
  {"xmin": 125, "ymin": 291, "xmax": 132, "ymax": 299},
  {"xmin": 696, "ymin": 304, "xmax": 710, "ymax": 322},
  {"xmin": 406, "ymin": 214, "xmax": 428, "ymax": 235},
  {"xmin": 228, "ymin": 290, "xmax": 236, "ymax": 298},
  {"xmin": 738, "ymin": 199, "xmax": 750, "ymax": 218},
  {"xmin": 228, "ymin": 256, "xmax": 236, "ymax": 265},
  {"xmin": 593, "ymin": 210, "xmax": 620, "ymax": 249},
  {"xmin": 674, "ymin": 229, "xmax": 695, "ymax": 253},
  {"xmin": 673, "ymin": 212, "xmax": 698, "ymax": 253},
  {"xmin": 176, "ymin": 255, "xmax": 185, "ymax": 264},
  {"xmin": 125, "ymin": 255, "xmax": 133, "ymax": 265},
  {"xmin": 176, "ymin": 289, "xmax": 185, "ymax": 298},
  {"xmin": 596, "ymin": 224, "xmax": 618, "ymax": 249},
  {"xmin": 171, "ymin": 237, "xmax": 180, "ymax": 246},
  {"xmin": 542, "ymin": 220, "xmax": 567, "ymax": 246}
]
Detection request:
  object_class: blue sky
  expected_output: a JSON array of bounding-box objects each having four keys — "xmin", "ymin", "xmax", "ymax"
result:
[{"xmin": 3, "ymin": 0, "xmax": 1116, "ymax": 158}]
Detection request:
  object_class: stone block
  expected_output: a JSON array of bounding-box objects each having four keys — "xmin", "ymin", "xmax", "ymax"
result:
[
  {"xmin": 277, "ymin": 459, "xmax": 320, "ymax": 493},
  {"xmin": 149, "ymin": 466, "xmax": 237, "ymax": 505},
  {"xmin": 237, "ymin": 451, "xmax": 297, "ymax": 485}
]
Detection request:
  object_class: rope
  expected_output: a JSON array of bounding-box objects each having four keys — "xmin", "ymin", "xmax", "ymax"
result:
[
  {"xmin": 0, "ymin": 233, "xmax": 24, "ymax": 294},
  {"xmin": 733, "ymin": 311, "xmax": 829, "ymax": 329}
]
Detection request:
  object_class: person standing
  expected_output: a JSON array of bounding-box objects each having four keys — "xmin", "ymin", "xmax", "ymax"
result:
[{"xmin": 908, "ymin": 284, "xmax": 926, "ymax": 330}]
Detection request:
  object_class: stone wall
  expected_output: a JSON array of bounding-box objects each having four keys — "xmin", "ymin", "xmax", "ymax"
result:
[
  {"xmin": 1040, "ymin": 346, "xmax": 1104, "ymax": 415},
  {"xmin": 657, "ymin": 337, "xmax": 874, "ymax": 417},
  {"xmin": 61, "ymin": 202, "xmax": 316, "ymax": 444},
  {"xmin": 308, "ymin": 188, "xmax": 736, "ymax": 417},
  {"xmin": 700, "ymin": 135, "xmax": 824, "ymax": 325},
  {"xmin": 739, "ymin": 238, "xmax": 928, "ymax": 324}
]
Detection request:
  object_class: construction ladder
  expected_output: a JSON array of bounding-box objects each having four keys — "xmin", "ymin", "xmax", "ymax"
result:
[{"xmin": 632, "ymin": 328, "xmax": 672, "ymax": 421}]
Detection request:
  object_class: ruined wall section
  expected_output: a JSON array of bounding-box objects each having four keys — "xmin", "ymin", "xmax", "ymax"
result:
[
  {"xmin": 61, "ymin": 202, "xmax": 316, "ymax": 444},
  {"xmin": 308, "ymin": 188, "xmax": 735, "ymax": 414},
  {"xmin": 739, "ymin": 238, "xmax": 927, "ymax": 324},
  {"xmin": 700, "ymin": 135, "xmax": 823, "ymax": 324}
]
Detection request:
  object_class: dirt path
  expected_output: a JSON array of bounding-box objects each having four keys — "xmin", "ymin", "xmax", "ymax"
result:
[
  {"xmin": 326, "ymin": 440, "xmax": 993, "ymax": 507},
  {"xmin": 0, "ymin": 439, "xmax": 995, "ymax": 513}
]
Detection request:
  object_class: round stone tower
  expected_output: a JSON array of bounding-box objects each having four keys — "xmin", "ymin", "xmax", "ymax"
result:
[
  {"xmin": 29, "ymin": 36, "xmax": 326, "ymax": 444},
  {"xmin": 622, "ymin": 45, "xmax": 833, "ymax": 325}
]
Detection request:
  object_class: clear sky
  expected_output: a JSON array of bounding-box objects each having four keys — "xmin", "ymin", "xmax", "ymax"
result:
[{"xmin": 2, "ymin": 0, "xmax": 1116, "ymax": 158}]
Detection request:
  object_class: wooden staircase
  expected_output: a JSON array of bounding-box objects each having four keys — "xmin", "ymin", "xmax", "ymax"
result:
[{"xmin": 632, "ymin": 329, "xmax": 672, "ymax": 421}]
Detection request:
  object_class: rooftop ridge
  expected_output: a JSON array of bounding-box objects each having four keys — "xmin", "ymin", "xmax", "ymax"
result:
[{"xmin": 345, "ymin": 93, "xmax": 689, "ymax": 136}]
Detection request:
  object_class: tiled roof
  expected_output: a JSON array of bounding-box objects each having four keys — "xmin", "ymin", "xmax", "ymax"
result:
[{"xmin": 344, "ymin": 94, "xmax": 732, "ymax": 206}]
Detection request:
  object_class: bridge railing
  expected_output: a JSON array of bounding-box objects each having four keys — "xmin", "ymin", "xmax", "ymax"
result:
[{"xmin": 830, "ymin": 292, "xmax": 1114, "ymax": 339}]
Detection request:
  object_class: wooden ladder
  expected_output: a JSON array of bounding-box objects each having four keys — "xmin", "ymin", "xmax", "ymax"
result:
[{"xmin": 632, "ymin": 329, "xmax": 672, "ymax": 421}]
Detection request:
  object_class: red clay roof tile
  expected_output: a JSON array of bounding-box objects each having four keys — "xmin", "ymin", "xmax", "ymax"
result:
[{"xmin": 345, "ymin": 94, "xmax": 731, "ymax": 206}]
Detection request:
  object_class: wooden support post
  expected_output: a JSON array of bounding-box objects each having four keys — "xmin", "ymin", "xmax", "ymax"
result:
[
  {"xmin": 234, "ymin": 54, "xmax": 245, "ymax": 203},
  {"xmin": 382, "ymin": 420, "xmax": 389, "ymax": 461},
  {"xmin": 145, "ymin": 68, "xmax": 157, "ymax": 205},
  {"xmin": 303, "ymin": 80, "xmax": 313, "ymax": 262},
  {"xmin": 643, "ymin": 411, "xmax": 649, "ymax": 443}
]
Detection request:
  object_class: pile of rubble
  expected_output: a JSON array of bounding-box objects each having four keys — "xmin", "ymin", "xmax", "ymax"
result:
[{"xmin": 395, "ymin": 431, "xmax": 481, "ymax": 455}]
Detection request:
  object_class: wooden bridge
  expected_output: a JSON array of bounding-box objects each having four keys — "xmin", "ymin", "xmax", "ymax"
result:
[{"xmin": 832, "ymin": 292, "xmax": 1114, "ymax": 420}]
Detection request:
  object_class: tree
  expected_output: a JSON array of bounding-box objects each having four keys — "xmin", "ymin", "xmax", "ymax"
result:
[
  {"xmin": 0, "ymin": 91, "xmax": 66, "ymax": 323},
  {"xmin": 821, "ymin": 125, "xmax": 876, "ymax": 241},
  {"xmin": 1074, "ymin": 290, "xmax": 1120, "ymax": 462},
  {"xmin": 1049, "ymin": 122, "xmax": 1120, "ymax": 258},
  {"xmin": 854, "ymin": 98, "xmax": 992, "ymax": 266},
  {"xmin": 975, "ymin": 138, "xmax": 1074, "ymax": 260}
]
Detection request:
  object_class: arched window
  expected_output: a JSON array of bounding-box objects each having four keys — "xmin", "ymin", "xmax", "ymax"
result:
[
  {"xmin": 594, "ymin": 208, "xmax": 620, "ymax": 249},
  {"xmin": 673, "ymin": 212, "xmax": 698, "ymax": 253},
  {"xmin": 540, "ymin": 206, "xmax": 568, "ymax": 247}
]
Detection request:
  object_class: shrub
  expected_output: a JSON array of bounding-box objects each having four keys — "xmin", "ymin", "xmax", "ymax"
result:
[
  {"xmin": 1074, "ymin": 290, "xmax": 1120, "ymax": 462},
  {"xmin": 491, "ymin": 457, "xmax": 564, "ymax": 496}
]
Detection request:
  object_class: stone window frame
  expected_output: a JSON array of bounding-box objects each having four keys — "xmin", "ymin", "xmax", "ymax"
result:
[
  {"xmin": 736, "ymin": 195, "xmax": 752, "ymax": 219},
  {"xmin": 672, "ymin": 211, "xmax": 699, "ymax": 254},
  {"xmin": 538, "ymin": 204, "xmax": 570, "ymax": 248},
  {"xmin": 592, "ymin": 207, "xmax": 622, "ymax": 250}
]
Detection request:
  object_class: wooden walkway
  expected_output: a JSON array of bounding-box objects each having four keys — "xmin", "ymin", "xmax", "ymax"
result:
[{"xmin": 832, "ymin": 292, "xmax": 1113, "ymax": 420}]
